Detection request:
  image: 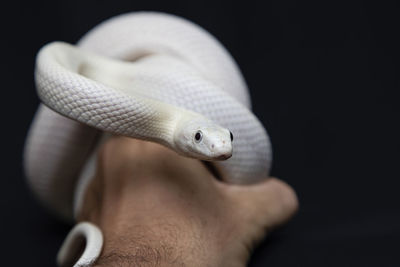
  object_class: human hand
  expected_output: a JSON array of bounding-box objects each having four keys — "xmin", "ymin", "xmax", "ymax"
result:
[{"xmin": 78, "ymin": 136, "xmax": 298, "ymax": 267}]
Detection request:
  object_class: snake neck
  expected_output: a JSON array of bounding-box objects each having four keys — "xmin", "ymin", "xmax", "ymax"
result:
[{"xmin": 38, "ymin": 42, "xmax": 183, "ymax": 149}]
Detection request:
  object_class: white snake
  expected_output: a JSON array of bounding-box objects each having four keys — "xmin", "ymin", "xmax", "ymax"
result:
[{"xmin": 24, "ymin": 12, "xmax": 272, "ymax": 223}]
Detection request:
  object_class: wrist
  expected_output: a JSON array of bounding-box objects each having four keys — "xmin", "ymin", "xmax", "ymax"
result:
[{"xmin": 93, "ymin": 221, "xmax": 223, "ymax": 267}]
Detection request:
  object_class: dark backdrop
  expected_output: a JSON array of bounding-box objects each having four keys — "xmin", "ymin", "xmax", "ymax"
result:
[{"xmin": 1, "ymin": 0, "xmax": 399, "ymax": 266}]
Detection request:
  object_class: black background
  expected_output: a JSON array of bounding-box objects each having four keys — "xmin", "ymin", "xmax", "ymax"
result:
[{"xmin": 1, "ymin": 0, "xmax": 400, "ymax": 266}]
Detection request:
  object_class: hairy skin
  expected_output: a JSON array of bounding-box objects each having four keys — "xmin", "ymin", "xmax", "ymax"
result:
[{"xmin": 77, "ymin": 136, "xmax": 298, "ymax": 267}]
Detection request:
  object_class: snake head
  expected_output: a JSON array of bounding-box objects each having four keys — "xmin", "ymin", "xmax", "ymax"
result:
[{"xmin": 173, "ymin": 116, "xmax": 233, "ymax": 161}]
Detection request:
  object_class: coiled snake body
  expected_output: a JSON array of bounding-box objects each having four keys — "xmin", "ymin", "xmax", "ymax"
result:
[{"xmin": 24, "ymin": 12, "xmax": 272, "ymax": 221}]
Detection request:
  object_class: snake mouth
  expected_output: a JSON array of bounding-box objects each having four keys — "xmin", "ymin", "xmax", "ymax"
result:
[{"xmin": 215, "ymin": 153, "xmax": 232, "ymax": 160}]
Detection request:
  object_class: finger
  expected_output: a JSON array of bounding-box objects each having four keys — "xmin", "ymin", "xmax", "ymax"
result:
[{"xmin": 219, "ymin": 178, "xmax": 298, "ymax": 232}]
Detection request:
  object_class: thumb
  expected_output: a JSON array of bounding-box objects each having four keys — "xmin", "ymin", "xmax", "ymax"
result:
[{"xmin": 219, "ymin": 178, "xmax": 298, "ymax": 234}]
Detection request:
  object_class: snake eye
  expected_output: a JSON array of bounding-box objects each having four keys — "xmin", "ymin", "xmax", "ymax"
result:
[
  {"xmin": 194, "ymin": 131, "xmax": 203, "ymax": 143},
  {"xmin": 230, "ymin": 131, "xmax": 233, "ymax": 142}
]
